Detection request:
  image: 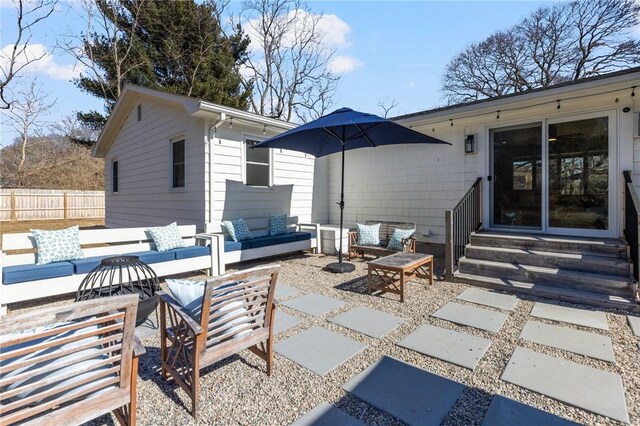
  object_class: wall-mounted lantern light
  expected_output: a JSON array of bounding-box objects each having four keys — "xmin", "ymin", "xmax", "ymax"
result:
[{"xmin": 464, "ymin": 134, "xmax": 476, "ymax": 154}]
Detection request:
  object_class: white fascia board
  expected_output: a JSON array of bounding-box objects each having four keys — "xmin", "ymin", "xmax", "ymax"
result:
[{"xmin": 194, "ymin": 101, "xmax": 296, "ymax": 131}]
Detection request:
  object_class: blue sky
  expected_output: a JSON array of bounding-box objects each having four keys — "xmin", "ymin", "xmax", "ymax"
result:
[{"xmin": 0, "ymin": 1, "xmax": 553, "ymax": 145}]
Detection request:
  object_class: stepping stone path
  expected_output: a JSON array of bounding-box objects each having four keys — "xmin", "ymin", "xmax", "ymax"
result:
[
  {"xmin": 432, "ymin": 302, "xmax": 508, "ymax": 333},
  {"xmin": 276, "ymin": 284, "xmax": 301, "ymax": 299},
  {"xmin": 530, "ymin": 302, "xmax": 609, "ymax": 330},
  {"xmin": 481, "ymin": 395, "xmax": 580, "ymax": 426},
  {"xmin": 457, "ymin": 288, "xmax": 519, "ymax": 311},
  {"xmin": 282, "ymin": 293, "xmax": 345, "ymax": 316},
  {"xmin": 273, "ymin": 311, "xmax": 302, "ymax": 335},
  {"xmin": 502, "ymin": 347, "xmax": 629, "ymax": 424},
  {"xmin": 398, "ymin": 324, "xmax": 492, "ymax": 370},
  {"xmin": 329, "ymin": 307, "xmax": 404, "ymax": 338},
  {"xmin": 290, "ymin": 402, "xmax": 365, "ymax": 426},
  {"xmin": 520, "ymin": 320, "xmax": 615, "ymax": 363},
  {"xmin": 275, "ymin": 326, "xmax": 366, "ymax": 376},
  {"xmin": 343, "ymin": 356, "xmax": 464, "ymax": 426},
  {"xmin": 628, "ymin": 316, "xmax": 640, "ymax": 336}
]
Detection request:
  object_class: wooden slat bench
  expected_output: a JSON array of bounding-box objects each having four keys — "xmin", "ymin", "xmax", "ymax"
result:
[{"xmin": 348, "ymin": 220, "xmax": 417, "ymax": 260}]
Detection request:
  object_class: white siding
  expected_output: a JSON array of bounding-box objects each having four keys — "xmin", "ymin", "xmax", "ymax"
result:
[
  {"xmin": 208, "ymin": 126, "xmax": 322, "ymax": 229},
  {"xmin": 104, "ymin": 99, "xmax": 206, "ymax": 229}
]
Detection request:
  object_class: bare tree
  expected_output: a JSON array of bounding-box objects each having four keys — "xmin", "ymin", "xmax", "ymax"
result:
[
  {"xmin": 5, "ymin": 79, "xmax": 56, "ymax": 186},
  {"xmin": 442, "ymin": 0, "xmax": 640, "ymax": 104},
  {"xmin": 239, "ymin": 0, "xmax": 338, "ymax": 122},
  {"xmin": 0, "ymin": 0, "xmax": 57, "ymax": 109},
  {"xmin": 377, "ymin": 98, "xmax": 399, "ymax": 118}
]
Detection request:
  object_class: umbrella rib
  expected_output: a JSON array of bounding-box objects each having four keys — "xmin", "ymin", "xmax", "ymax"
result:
[
  {"xmin": 318, "ymin": 128, "xmax": 341, "ymax": 156},
  {"xmin": 353, "ymin": 123, "xmax": 377, "ymax": 147}
]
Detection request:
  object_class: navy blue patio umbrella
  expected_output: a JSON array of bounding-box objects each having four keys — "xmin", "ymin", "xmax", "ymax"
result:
[{"xmin": 252, "ymin": 107, "xmax": 450, "ymax": 273}]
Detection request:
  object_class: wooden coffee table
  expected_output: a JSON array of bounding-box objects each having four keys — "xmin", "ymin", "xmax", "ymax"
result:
[{"xmin": 367, "ymin": 252, "xmax": 434, "ymax": 302}]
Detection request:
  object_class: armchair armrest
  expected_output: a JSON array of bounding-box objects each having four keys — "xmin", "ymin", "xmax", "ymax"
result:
[
  {"xmin": 296, "ymin": 222, "xmax": 321, "ymax": 253},
  {"xmin": 348, "ymin": 231, "xmax": 358, "ymax": 245},
  {"xmin": 158, "ymin": 291, "xmax": 203, "ymax": 336},
  {"xmin": 133, "ymin": 336, "xmax": 146, "ymax": 358}
]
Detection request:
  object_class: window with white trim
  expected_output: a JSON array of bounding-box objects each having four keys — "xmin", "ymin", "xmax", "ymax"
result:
[
  {"xmin": 172, "ymin": 139, "xmax": 185, "ymax": 188},
  {"xmin": 244, "ymin": 138, "xmax": 270, "ymax": 186}
]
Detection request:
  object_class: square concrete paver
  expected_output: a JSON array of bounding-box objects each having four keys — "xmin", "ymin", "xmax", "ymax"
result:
[
  {"xmin": 282, "ymin": 293, "xmax": 345, "ymax": 316},
  {"xmin": 343, "ymin": 356, "xmax": 465, "ymax": 426},
  {"xmin": 431, "ymin": 302, "xmax": 508, "ymax": 333},
  {"xmin": 275, "ymin": 326, "xmax": 366, "ymax": 376},
  {"xmin": 501, "ymin": 347, "xmax": 629, "ymax": 423},
  {"xmin": 457, "ymin": 288, "xmax": 519, "ymax": 311},
  {"xmin": 530, "ymin": 303, "xmax": 609, "ymax": 330},
  {"xmin": 398, "ymin": 324, "xmax": 492, "ymax": 370},
  {"xmin": 481, "ymin": 395, "xmax": 580, "ymax": 426},
  {"xmin": 276, "ymin": 284, "xmax": 301, "ymax": 299},
  {"xmin": 273, "ymin": 311, "xmax": 302, "ymax": 335},
  {"xmin": 329, "ymin": 307, "xmax": 404, "ymax": 338},
  {"xmin": 520, "ymin": 320, "xmax": 615, "ymax": 362},
  {"xmin": 628, "ymin": 316, "xmax": 640, "ymax": 336},
  {"xmin": 290, "ymin": 402, "xmax": 365, "ymax": 426}
]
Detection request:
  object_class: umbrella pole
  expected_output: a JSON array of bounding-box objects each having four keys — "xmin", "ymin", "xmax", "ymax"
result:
[{"xmin": 326, "ymin": 143, "xmax": 355, "ymax": 273}]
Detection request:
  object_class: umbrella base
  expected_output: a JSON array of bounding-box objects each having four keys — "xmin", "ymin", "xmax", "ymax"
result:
[{"xmin": 326, "ymin": 261, "xmax": 356, "ymax": 273}]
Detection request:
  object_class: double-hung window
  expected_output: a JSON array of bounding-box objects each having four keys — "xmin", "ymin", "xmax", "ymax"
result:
[
  {"xmin": 172, "ymin": 139, "xmax": 185, "ymax": 189},
  {"xmin": 244, "ymin": 138, "xmax": 270, "ymax": 186}
]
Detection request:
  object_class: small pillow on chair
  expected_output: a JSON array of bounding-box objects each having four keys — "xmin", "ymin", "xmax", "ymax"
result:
[
  {"xmin": 222, "ymin": 218, "xmax": 253, "ymax": 242},
  {"xmin": 387, "ymin": 228, "xmax": 415, "ymax": 251},
  {"xmin": 166, "ymin": 279, "xmax": 206, "ymax": 321},
  {"xmin": 269, "ymin": 214, "xmax": 288, "ymax": 236},
  {"xmin": 147, "ymin": 222, "xmax": 187, "ymax": 252},
  {"xmin": 356, "ymin": 223, "xmax": 380, "ymax": 246},
  {"xmin": 31, "ymin": 226, "xmax": 85, "ymax": 265}
]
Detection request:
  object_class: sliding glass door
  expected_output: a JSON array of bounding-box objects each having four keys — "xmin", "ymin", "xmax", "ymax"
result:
[{"xmin": 489, "ymin": 112, "xmax": 615, "ymax": 236}]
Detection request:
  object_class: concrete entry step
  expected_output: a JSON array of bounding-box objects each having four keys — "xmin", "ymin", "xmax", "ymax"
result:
[
  {"xmin": 470, "ymin": 231, "xmax": 628, "ymax": 257},
  {"xmin": 453, "ymin": 272, "xmax": 640, "ymax": 314},
  {"xmin": 457, "ymin": 257, "xmax": 634, "ymax": 297},
  {"xmin": 464, "ymin": 245, "xmax": 630, "ymax": 277}
]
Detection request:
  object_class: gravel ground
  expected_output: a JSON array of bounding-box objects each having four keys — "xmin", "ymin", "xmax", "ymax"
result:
[{"xmin": 7, "ymin": 252, "xmax": 640, "ymax": 426}]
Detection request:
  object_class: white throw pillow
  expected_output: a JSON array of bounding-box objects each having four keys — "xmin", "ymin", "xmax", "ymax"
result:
[
  {"xmin": 31, "ymin": 226, "xmax": 85, "ymax": 265},
  {"xmin": 147, "ymin": 222, "xmax": 187, "ymax": 252}
]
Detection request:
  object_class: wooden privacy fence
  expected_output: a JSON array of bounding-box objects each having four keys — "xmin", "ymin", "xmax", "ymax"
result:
[{"xmin": 0, "ymin": 189, "xmax": 105, "ymax": 221}]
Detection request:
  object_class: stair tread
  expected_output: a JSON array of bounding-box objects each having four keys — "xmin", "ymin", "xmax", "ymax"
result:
[
  {"xmin": 466, "ymin": 245, "xmax": 627, "ymax": 263},
  {"xmin": 473, "ymin": 231, "xmax": 626, "ymax": 247},
  {"xmin": 454, "ymin": 272, "xmax": 639, "ymax": 311},
  {"xmin": 458, "ymin": 257, "xmax": 633, "ymax": 284}
]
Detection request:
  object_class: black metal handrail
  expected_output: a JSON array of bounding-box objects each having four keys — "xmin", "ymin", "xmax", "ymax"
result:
[
  {"xmin": 445, "ymin": 177, "xmax": 482, "ymax": 281},
  {"xmin": 623, "ymin": 171, "xmax": 640, "ymax": 301}
]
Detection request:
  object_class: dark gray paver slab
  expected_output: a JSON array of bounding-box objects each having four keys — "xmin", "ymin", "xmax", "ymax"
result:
[
  {"xmin": 628, "ymin": 316, "xmax": 640, "ymax": 336},
  {"xmin": 276, "ymin": 284, "xmax": 301, "ymax": 299},
  {"xmin": 329, "ymin": 307, "xmax": 404, "ymax": 338},
  {"xmin": 290, "ymin": 402, "xmax": 365, "ymax": 426},
  {"xmin": 457, "ymin": 288, "xmax": 519, "ymax": 311},
  {"xmin": 282, "ymin": 293, "xmax": 345, "ymax": 316},
  {"xmin": 398, "ymin": 324, "xmax": 492, "ymax": 370},
  {"xmin": 520, "ymin": 320, "xmax": 615, "ymax": 362},
  {"xmin": 275, "ymin": 326, "xmax": 366, "ymax": 376},
  {"xmin": 273, "ymin": 311, "xmax": 302, "ymax": 335},
  {"xmin": 481, "ymin": 395, "xmax": 580, "ymax": 426},
  {"xmin": 343, "ymin": 356, "xmax": 465, "ymax": 426},
  {"xmin": 502, "ymin": 347, "xmax": 629, "ymax": 423},
  {"xmin": 431, "ymin": 302, "xmax": 508, "ymax": 333},
  {"xmin": 530, "ymin": 302, "xmax": 609, "ymax": 330}
]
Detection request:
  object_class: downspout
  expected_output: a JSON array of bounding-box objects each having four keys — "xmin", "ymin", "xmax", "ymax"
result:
[{"xmin": 207, "ymin": 112, "xmax": 226, "ymax": 225}]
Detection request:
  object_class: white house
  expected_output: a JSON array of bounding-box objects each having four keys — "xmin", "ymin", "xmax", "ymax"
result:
[{"xmin": 93, "ymin": 85, "xmax": 329, "ymax": 233}]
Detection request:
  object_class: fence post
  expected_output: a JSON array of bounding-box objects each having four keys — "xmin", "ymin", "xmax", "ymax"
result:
[
  {"xmin": 10, "ymin": 191, "xmax": 17, "ymax": 222},
  {"xmin": 63, "ymin": 192, "xmax": 69, "ymax": 220},
  {"xmin": 445, "ymin": 209, "xmax": 454, "ymax": 282}
]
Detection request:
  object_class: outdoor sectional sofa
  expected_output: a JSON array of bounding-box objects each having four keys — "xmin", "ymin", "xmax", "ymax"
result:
[
  {"xmin": 0, "ymin": 224, "xmax": 215, "ymax": 314},
  {"xmin": 204, "ymin": 217, "xmax": 320, "ymax": 275}
]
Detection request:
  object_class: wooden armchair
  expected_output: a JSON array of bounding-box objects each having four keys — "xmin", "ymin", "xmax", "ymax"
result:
[
  {"xmin": 0, "ymin": 294, "xmax": 144, "ymax": 426},
  {"xmin": 348, "ymin": 220, "xmax": 417, "ymax": 260},
  {"xmin": 159, "ymin": 264, "xmax": 279, "ymax": 418}
]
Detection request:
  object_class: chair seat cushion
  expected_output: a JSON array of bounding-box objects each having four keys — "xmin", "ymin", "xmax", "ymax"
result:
[
  {"xmin": 3, "ymin": 262, "xmax": 75, "ymax": 285},
  {"xmin": 249, "ymin": 234, "xmax": 297, "ymax": 249},
  {"xmin": 171, "ymin": 246, "xmax": 211, "ymax": 260},
  {"xmin": 70, "ymin": 256, "xmax": 107, "ymax": 274},
  {"xmin": 289, "ymin": 231, "xmax": 312, "ymax": 241},
  {"xmin": 224, "ymin": 240, "xmax": 252, "ymax": 252},
  {"xmin": 127, "ymin": 250, "xmax": 175, "ymax": 264}
]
